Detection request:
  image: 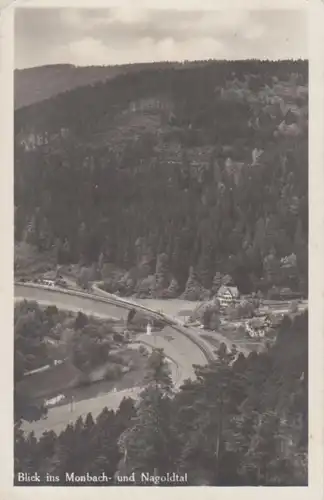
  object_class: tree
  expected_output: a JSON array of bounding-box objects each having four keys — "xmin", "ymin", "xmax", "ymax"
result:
[
  {"xmin": 77, "ymin": 267, "xmax": 91, "ymax": 290},
  {"xmin": 98, "ymin": 251, "xmax": 106, "ymax": 272},
  {"xmin": 202, "ymin": 303, "xmax": 220, "ymax": 330},
  {"xmin": 289, "ymin": 300, "xmax": 299, "ymax": 314},
  {"xmin": 209, "ymin": 311, "xmax": 221, "ymax": 331},
  {"xmin": 135, "ymin": 274, "xmax": 155, "ymax": 297},
  {"xmin": 74, "ymin": 311, "xmax": 88, "ymax": 330},
  {"xmin": 153, "ymin": 253, "xmax": 170, "ymax": 297},
  {"xmin": 263, "ymin": 251, "xmax": 281, "ymax": 286},
  {"xmin": 212, "ymin": 272, "xmax": 223, "ymax": 294},
  {"xmin": 175, "ymin": 345, "xmax": 245, "ymax": 485},
  {"xmin": 116, "ymin": 349, "xmax": 176, "ymax": 479},
  {"xmin": 221, "ymin": 274, "xmax": 233, "ymax": 287},
  {"xmin": 202, "ymin": 308, "xmax": 213, "ymax": 329},
  {"xmin": 127, "ymin": 308, "xmax": 137, "ymax": 326},
  {"xmin": 144, "ymin": 348, "xmax": 173, "ymax": 394},
  {"xmin": 238, "ymin": 411, "xmax": 283, "ymax": 485},
  {"xmin": 165, "ymin": 277, "xmax": 180, "ymax": 298},
  {"xmin": 182, "ymin": 266, "xmax": 206, "ymax": 301},
  {"xmin": 117, "ymin": 385, "xmax": 176, "ymax": 479},
  {"xmin": 38, "ymin": 430, "xmax": 57, "ymax": 460}
]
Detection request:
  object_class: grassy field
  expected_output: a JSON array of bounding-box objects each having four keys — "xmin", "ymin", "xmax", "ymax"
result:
[{"xmin": 133, "ymin": 297, "xmax": 202, "ymax": 317}]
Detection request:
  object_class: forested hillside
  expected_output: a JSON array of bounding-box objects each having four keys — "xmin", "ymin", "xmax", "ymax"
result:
[
  {"xmin": 14, "ymin": 62, "xmax": 177, "ymax": 109},
  {"xmin": 15, "ymin": 311, "xmax": 308, "ymax": 486},
  {"xmin": 14, "ymin": 59, "xmax": 308, "ymax": 299}
]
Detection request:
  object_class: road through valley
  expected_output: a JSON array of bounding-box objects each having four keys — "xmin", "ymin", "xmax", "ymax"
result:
[{"xmin": 15, "ymin": 283, "xmax": 209, "ymax": 437}]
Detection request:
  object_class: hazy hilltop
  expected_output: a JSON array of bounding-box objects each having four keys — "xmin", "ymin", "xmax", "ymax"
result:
[
  {"xmin": 14, "ymin": 59, "xmax": 308, "ymax": 299},
  {"xmin": 14, "ymin": 61, "xmax": 181, "ymax": 109}
]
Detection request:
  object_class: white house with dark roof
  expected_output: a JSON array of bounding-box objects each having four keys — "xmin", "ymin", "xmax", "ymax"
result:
[
  {"xmin": 246, "ymin": 318, "xmax": 266, "ymax": 339},
  {"xmin": 217, "ymin": 285, "xmax": 240, "ymax": 307}
]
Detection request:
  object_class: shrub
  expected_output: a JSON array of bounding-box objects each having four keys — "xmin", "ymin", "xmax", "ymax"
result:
[
  {"xmin": 237, "ymin": 325, "xmax": 246, "ymax": 336},
  {"xmin": 108, "ymin": 353, "xmax": 125, "ymax": 365},
  {"xmin": 74, "ymin": 311, "xmax": 88, "ymax": 330},
  {"xmin": 128, "ymin": 360, "xmax": 135, "ymax": 371},
  {"xmin": 113, "ymin": 332, "xmax": 125, "ymax": 343},
  {"xmin": 77, "ymin": 373, "xmax": 91, "ymax": 387},
  {"xmin": 138, "ymin": 345, "xmax": 149, "ymax": 356},
  {"xmin": 104, "ymin": 364, "xmax": 122, "ymax": 381},
  {"xmin": 45, "ymin": 305, "xmax": 59, "ymax": 316},
  {"xmin": 289, "ymin": 300, "xmax": 299, "ymax": 314}
]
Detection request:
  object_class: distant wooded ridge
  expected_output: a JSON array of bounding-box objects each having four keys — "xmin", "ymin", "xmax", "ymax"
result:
[{"xmin": 14, "ymin": 59, "xmax": 307, "ymax": 110}]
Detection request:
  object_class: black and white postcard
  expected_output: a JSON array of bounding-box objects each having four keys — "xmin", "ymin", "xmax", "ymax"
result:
[{"xmin": 0, "ymin": 0, "xmax": 323, "ymax": 498}]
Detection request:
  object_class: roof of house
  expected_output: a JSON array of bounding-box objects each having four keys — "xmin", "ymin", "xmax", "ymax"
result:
[
  {"xmin": 248, "ymin": 318, "xmax": 266, "ymax": 329},
  {"xmin": 217, "ymin": 285, "xmax": 240, "ymax": 298}
]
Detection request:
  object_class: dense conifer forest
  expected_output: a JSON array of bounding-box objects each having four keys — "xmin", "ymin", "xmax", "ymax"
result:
[{"xmin": 14, "ymin": 59, "xmax": 308, "ymax": 299}]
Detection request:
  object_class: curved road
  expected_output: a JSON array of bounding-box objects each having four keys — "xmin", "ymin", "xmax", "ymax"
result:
[
  {"xmin": 15, "ymin": 283, "xmax": 209, "ymax": 437},
  {"xmin": 15, "ymin": 283, "xmax": 307, "ymax": 437}
]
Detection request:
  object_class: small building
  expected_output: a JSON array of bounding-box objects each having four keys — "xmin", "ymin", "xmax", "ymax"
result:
[
  {"xmin": 40, "ymin": 271, "xmax": 58, "ymax": 287},
  {"xmin": 177, "ymin": 309, "xmax": 194, "ymax": 325},
  {"xmin": 265, "ymin": 313, "xmax": 284, "ymax": 328},
  {"xmin": 42, "ymin": 270, "xmax": 58, "ymax": 280},
  {"xmin": 42, "ymin": 279, "xmax": 55, "ymax": 287},
  {"xmin": 44, "ymin": 394, "xmax": 65, "ymax": 408},
  {"xmin": 217, "ymin": 285, "xmax": 240, "ymax": 307},
  {"xmin": 246, "ymin": 318, "xmax": 266, "ymax": 339},
  {"xmin": 43, "ymin": 336, "xmax": 60, "ymax": 346}
]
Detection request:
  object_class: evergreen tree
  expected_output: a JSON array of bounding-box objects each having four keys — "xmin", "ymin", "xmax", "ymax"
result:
[{"xmin": 153, "ymin": 253, "xmax": 170, "ymax": 297}]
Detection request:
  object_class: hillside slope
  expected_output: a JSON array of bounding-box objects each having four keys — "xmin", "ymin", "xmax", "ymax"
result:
[
  {"xmin": 14, "ymin": 59, "xmax": 308, "ymax": 299},
  {"xmin": 14, "ymin": 61, "xmax": 178, "ymax": 109}
]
